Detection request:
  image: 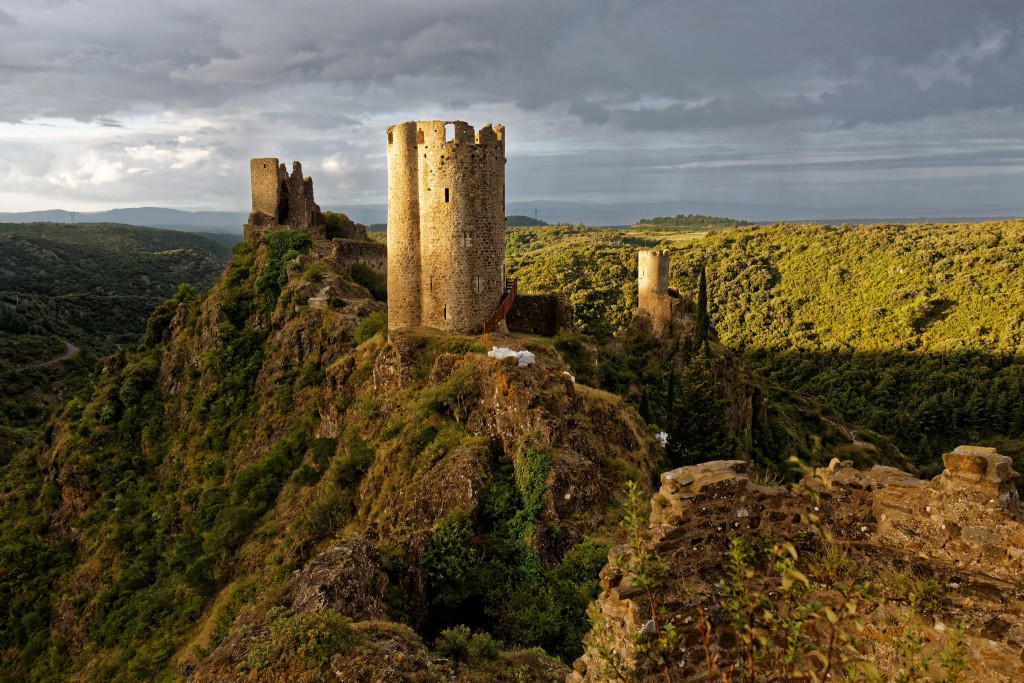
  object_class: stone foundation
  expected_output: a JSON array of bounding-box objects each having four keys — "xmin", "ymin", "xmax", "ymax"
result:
[{"xmin": 506, "ymin": 293, "xmax": 573, "ymax": 336}]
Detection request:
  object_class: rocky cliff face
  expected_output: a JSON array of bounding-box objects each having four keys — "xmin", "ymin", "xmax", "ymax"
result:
[
  {"xmin": 571, "ymin": 448, "xmax": 1024, "ymax": 682},
  {"xmin": 11, "ymin": 228, "xmax": 667, "ymax": 681}
]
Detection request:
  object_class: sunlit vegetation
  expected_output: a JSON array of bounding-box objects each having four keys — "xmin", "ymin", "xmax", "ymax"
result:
[{"xmin": 508, "ymin": 220, "xmax": 1024, "ymax": 473}]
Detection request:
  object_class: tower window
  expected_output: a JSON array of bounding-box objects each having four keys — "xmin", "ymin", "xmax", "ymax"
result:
[
  {"xmin": 417, "ymin": 129, "xmax": 424, "ymax": 144},
  {"xmin": 462, "ymin": 232, "xmax": 471, "ymax": 247},
  {"xmin": 473, "ymin": 276, "xmax": 483, "ymax": 294},
  {"xmin": 445, "ymin": 188, "xmax": 449, "ymax": 203}
]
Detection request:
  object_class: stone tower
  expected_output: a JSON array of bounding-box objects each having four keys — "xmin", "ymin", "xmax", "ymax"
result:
[
  {"xmin": 638, "ymin": 250, "xmax": 671, "ymax": 313},
  {"xmin": 386, "ymin": 120, "xmax": 507, "ymax": 334},
  {"xmin": 637, "ymin": 250, "xmax": 682, "ymax": 337},
  {"xmin": 244, "ymin": 158, "xmax": 326, "ymax": 241}
]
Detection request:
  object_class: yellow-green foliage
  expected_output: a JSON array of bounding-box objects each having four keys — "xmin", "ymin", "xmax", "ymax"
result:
[{"xmin": 508, "ymin": 221, "xmax": 1024, "ymax": 469}]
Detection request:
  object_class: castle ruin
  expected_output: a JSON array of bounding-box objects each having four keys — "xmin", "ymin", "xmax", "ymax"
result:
[
  {"xmin": 386, "ymin": 120, "xmax": 509, "ymax": 334},
  {"xmin": 245, "ymin": 158, "xmax": 327, "ymax": 241},
  {"xmin": 636, "ymin": 249, "xmax": 686, "ymax": 337}
]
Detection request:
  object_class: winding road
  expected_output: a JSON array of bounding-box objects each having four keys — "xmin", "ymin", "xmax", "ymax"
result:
[{"xmin": 21, "ymin": 341, "xmax": 80, "ymax": 369}]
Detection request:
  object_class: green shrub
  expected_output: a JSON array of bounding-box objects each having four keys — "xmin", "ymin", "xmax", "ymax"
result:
[
  {"xmin": 435, "ymin": 625, "xmax": 472, "ymax": 661},
  {"xmin": 416, "ymin": 362, "xmax": 479, "ymax": 422},
  {"xmin": 254, "ymin": 230, "xmax": 312, "ymax": 311},
  {"xmin": 351, "ymin": 263, "xmax": 386, "ymax": 301},
  {"xmin": 353, "ymin": 311, "xmax": 387, "ymax": 345},
  {"xmin": 295, "ymin": 489, "xmax": 353, "ymax": 544},
  {"xmin": 335, "ymin": 434, "xmax": 374, "ymax": 488},
  {"xmin": 246, "ymin": 607, "xmax": 353, "ymax": 672},
  {"xmin": 303, "ymin": 261, "xmax": 326, "ymax": 283},
  {"xmin": 422, "ymin": 514, "xmax": 479, "ymax": 608},
  {"xmin": 435, "ymin": 626, "xmax": 502, "ymax": 662}
]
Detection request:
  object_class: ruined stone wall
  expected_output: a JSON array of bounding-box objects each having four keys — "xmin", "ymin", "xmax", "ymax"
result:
[
  {"xmin": 330, "ymin": 239, "xmax": 387, "ymax": 278},
  {"xmin": 571, "ymin": 449, "xmax": 1024, "ymax": 682},
  {"xmin": 506, "ymin": 294, "xmax": 574, "ymax": 336},
  {"xmin": 386, "ymin": 120, "xmax": 506, "ymax": 334},
  {"xmin": 251, "ymin": 157, "xmax": 285, "ymax": 219},
  {"xmin": 244, "ymin": 158, "xmax": 326, "ymax": 241}
]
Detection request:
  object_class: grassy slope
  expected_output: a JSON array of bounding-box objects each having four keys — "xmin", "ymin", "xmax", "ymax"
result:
[{"xmin": 0, "ymin": 232, "xmax": 660, "ymax": 682}]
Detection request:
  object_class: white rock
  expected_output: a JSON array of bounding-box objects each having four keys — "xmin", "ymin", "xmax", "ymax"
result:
[{"xmin": 487, "ymin": 346, "xmax": 536, "ymax": 367}]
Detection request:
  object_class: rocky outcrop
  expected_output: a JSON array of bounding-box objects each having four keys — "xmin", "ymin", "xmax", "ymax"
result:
[
  {"xmin": 284, "ymin": 539, "xmax": 389, "ymax": 621},
  {"xmin": 572, "ymin": 448, "xmax": 1024, "ymax": 683}
]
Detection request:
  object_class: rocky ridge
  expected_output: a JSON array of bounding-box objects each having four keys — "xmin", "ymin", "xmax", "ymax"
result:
[{"xmin": 571, "ymin": 447, "xmax": 1024, "ymax": 682}]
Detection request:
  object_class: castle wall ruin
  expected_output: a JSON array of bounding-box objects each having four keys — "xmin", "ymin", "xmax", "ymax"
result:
[
  {"xmin": 386, "ymin": 120, "xmax": 506, "ymax": 334},
  {"xmin": 245, "ymin": 158, "xmax": 326, "ymax": 241},
  {"xmin": 330, "ymin": 239, "xmax": 387, "ymax": 279},
  {"xmin": 506, "ymin": 294, "xmax": 574, "ymax": 337}
]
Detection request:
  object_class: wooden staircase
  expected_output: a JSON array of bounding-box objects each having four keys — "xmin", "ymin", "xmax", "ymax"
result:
[{"xmin": 483, "ymin": 278, "xmax": 517, "ymax": 334}]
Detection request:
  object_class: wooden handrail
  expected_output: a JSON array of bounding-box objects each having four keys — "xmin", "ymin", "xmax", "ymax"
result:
[{"xmin": 483, "ymin": 278, "xmax": 518, "ymax": 333}]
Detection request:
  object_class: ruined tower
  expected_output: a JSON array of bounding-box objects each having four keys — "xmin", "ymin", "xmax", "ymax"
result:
[
  {"xmin": 637, "ymin": 250, "xmax": 683, "ymax": 337},
  {"xmin": 245, "ymin": 158, "xmax": 326, "ymax": 241},
  {"xmin": 386, "ymin": 120, "xmax": 507, "ymax": 334}
]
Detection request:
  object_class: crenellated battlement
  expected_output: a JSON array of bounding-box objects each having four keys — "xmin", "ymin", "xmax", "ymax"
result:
[{"xmin": 387, "ymin": 120, "xmax": 505, "ymax": 152}]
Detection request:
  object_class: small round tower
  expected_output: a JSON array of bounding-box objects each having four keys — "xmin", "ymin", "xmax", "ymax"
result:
[
  {"xmin": 638, "ymin": 249, "xmax": 671, "ymax": 310},
  {"xmin": 386, "ymin": 122, "xmax": 422, "ymax": 329}
]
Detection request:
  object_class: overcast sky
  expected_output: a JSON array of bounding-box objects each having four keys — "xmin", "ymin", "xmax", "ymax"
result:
[{"xmin": 0, "ymin": 0, "xmax": 1022, "ymax": 220}]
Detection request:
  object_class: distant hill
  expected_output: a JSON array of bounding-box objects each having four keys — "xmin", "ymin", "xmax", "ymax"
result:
[
  {"xmin": 0, "ymin": 208, "xmax": 248, "ymax": 234},
  {"xmin": 0, "ymin": 222, "xmax": 231, "ymax": 460},
  {"xmin": 506, "ymin": 215, "xmax": 549, "ymax": 227},
  {"xmin": 632, "ymin": 213, "xmax": 753, "ymax": 229}
]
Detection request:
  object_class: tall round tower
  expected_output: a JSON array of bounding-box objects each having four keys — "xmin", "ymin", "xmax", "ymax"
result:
[
  {"xmin": 385, "ymin": 119, "xmax": 506, "ymax": 334},
  {"xmin": 386, "ymin": 122, "xmax": 422, "ymax": 329},
  {"xmin": 418, "ymin": 121, "xmax": 506, "ymax": 333}
]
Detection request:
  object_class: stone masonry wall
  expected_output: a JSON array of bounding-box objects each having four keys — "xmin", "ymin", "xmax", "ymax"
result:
[
  {"xmin": 250, "ymin": 157, "xmax": 285, "ymax": 219},
  {"xmin": 386, "ymin": 122, "xmax": 423, "ymax": 329},
  {"xmin": 330, "ymin": 239, "xmax": 387, "ymax": 278},
  {"xmin": 244, "ymin": 158, "xmax": 326, "ymax": 241},
  {"xmin": 506, "ymin": 293, "xmax": 574, "ymax": 336},
  {"xmin": 571, "ymin": 448, "xmax": 1024, "ymax": 682},
  {"xmin": 386, "ymin": 120, "xmax": 506, "ymax": 334}
]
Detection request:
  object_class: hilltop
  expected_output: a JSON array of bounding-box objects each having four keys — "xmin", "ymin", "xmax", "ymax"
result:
[
  {"xmin": 630, "ymin": 213, "xmax": 753, "ymax": 230},
  {"xmin": 0, "ymin": 228, "xmax": 668, "ymax": 681}
]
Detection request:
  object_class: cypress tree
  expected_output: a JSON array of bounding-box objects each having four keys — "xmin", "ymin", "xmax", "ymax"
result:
[
  {"xmin": 695, "ymin": 264, "xmax": 709, "ymax": 346},
  {"xmin": 665, "ymin": 367, "xmax": 676, "ymax": 433},
  {"xmin": 638, "ymin": 385, "xmax": 651, "ymax": 423}
]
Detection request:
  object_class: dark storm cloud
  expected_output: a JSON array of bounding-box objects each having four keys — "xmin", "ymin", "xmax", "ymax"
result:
[
  {"xmin": 1, "ymin": 0, "xmax": 1022, "ymax": 214},
  {"xmin": 3, "ymin": 0, "xmax": 1022, "ymax": 127}
]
